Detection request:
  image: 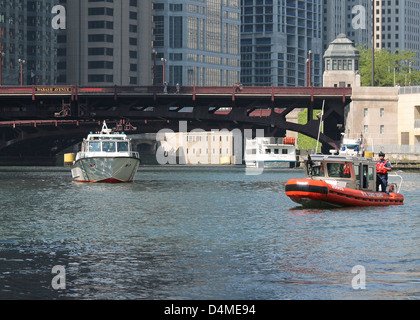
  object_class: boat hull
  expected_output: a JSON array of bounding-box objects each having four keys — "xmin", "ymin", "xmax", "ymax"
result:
[
  {"xmin": 246, "ymin": 160, "xmax": 297, "ymax": 168},
  {"xmin": 71, "ymin": 157, "xmax": 140, "ymax": 183},
  {"xmin": 286, "ymin": 179, "xmax": 404, "ymax": 207}
]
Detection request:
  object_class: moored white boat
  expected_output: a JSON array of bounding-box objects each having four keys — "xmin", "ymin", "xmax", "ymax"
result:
[
  {"xmin": 245, "ymin": 137, "xmax": 298, "ymax": 168},
  {"xmin": 67, "ymin": 121, "xmax": 140, "ymax": 183}
]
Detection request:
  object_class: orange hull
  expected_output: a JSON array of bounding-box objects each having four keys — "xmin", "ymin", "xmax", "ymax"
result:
[{"xmin": 286, "ymin": 179, "xmax": 404, "ymax": 208}]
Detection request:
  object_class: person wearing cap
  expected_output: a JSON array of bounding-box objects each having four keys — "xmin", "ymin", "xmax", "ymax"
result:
[{"xmin": 376, "ymin": 152, "xmax": 391, "ymax": 192}]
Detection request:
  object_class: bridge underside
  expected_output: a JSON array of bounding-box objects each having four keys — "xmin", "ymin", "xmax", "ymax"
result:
[{"xmin": 0, "ymin": 86, "xmax": 351, "ymax": 164}]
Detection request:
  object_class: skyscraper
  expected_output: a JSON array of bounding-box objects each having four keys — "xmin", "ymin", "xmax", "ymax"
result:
[
  {"xmin": 322, "ymin": 0, "xmax": 371, "ymax": 51},
  {"xmin": 240, "ymin": 0, "xmax": 323, "ymax": 87},
  {"xmin": 373, "ymin": 0, "xmax": 420, "ymax": 69},
  {"xmin": 0, "ymin": 0, "xmax": 58, "ymax": 85},
  {"xmin": 57, "ymin": 0, "xmax": 153, "ymax": 86},
  {"xmin": 152, "ymin": 0, "xmax": 241, "ymax": 86}
]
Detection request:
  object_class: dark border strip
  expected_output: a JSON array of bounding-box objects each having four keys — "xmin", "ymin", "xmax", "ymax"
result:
[{"xmin": 286, "ymin": 184, "xmax": 328, "ymax": 194}]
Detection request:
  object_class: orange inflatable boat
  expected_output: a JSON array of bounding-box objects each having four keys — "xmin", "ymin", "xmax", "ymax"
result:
[{"xmin": 286, "ymin": 152, "xmax": 404, "ymax": 208}]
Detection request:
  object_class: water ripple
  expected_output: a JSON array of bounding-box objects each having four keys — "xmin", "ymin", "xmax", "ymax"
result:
[{"xmin": 0, "ymin": 167, "xmax": 418, "ymax": 299}]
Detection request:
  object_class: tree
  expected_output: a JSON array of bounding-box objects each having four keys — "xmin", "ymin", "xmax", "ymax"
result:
[
  {"xmin": 297, "ymin": 109, "xmax": 322, "ymax": 152},
  {"xmin": 357, "ymin": 45, "xmax": 420, "ymax": 86}
]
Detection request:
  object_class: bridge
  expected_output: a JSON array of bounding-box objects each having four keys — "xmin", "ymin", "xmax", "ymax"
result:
[{"xmin": 0, "ymin": 85, "xmax": 352, "ymax": 165}]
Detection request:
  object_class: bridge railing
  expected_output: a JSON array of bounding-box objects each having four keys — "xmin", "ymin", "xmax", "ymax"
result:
[
  {"xmin": 366, "ymin": 144, "xmax": 420, "ymax": 158},
  {"xmin": 0, "ymin": 85, "xmax": 352, "ymax": 98},
  {"xmin": 398, "ymin": 86, "xmax": 420, "ymax": 95},
  {"xmin": 0, "ymin": 120, "xmax": 102, "ymax": 128}
]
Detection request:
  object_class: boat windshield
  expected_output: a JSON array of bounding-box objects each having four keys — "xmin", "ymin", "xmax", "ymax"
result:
[
  {"xmin": 89, "ymin": 141, "xmax": 101, "ymax": 152},
  {"xmin": 327, "ymin": 162, "xmax": 352, "ymax": 178},
  {"xmin": 102, "ymin": 141, "xmax": 116, "ymax": 152},
  {"xmin": 307, "ymin": 161, "xmax": 325, "ymax": 177},
  {"xmin": 118, "ymin": 141, "xmax": 129, "ymax": 152}
]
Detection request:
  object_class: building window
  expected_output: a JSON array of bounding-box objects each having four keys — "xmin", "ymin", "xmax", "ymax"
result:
[
  {"xmin": 380, "ymin": 125, "xmax": 385, "ymax": 134},
  {"xmin": 364, "ymin": 125, "xmax": 368, "ymax": 134},
  {"xmin": 170, "ymin": 16, "xmax": 183, "ymax": 48},
  {"xmin": 401, "ymin": 132, "xmax": 409, "ymax": 145},
  {"xmin": 380, "ymin": 108, "xmax": 385, "ymax": 117},
  {"xmin": 364, "ymin": 108, "xmax": 368, "ymax": 117}
]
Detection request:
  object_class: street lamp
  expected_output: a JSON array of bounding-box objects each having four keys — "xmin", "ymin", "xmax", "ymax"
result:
[
  {"xmin": 152, "ymin": 49, "xmax": 157, "ymax": 86},
  {"xmin": 0, "ymin": 51, "xmax": 5, "ymax": 86},
  {"xmin": 18, "ymin": 58, "xmax": 26, "ymax": 87},
  {"xmin": 161, "ymin": 57, "xmax": 167, "ymax": 86}
]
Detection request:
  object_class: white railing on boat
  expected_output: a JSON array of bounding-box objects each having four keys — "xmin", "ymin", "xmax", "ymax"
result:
[
  {"xmin": 77, "ymin": 152, "xmax": 140, "ymax": 159},
  {"xmin": 388, "ymin": 174, "xmax": 403, "ymax": 193}
]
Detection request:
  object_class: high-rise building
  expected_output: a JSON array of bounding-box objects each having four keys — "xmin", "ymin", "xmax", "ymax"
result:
[
  {"xmin": 0, "ymin": 0, "xmax": 58, "ymax": 85},
  {"xmin": 373, "ymin": 0, "xmax": 420, "ymax": 69},
  {"xmin": 57, "ymin": 0, "xmax": 153, "ymax": 86},
  {"xmin": 152, "ymin": 0, "xmax": 241, "ymax": 86},
  {"xmin": 240, "ymin": 0, "xmax": 323, "ymax": 87},
  {"xmin": 322, "ymin": 0, "xmax": 371, "ymax": 51}
]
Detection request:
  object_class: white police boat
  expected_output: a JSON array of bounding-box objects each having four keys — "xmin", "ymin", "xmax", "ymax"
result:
[{"xmin": 67, "ymin": 121, "xmax": 140, "ymax": 183}]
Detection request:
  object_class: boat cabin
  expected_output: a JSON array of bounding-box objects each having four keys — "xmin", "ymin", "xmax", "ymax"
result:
[
  {"xmin": 245, "ymin": 137, "xmax": 297, "ymax": 168},
  {"xmin": 75, "ymin": 122, "xmax": 139, "ymax": 160},
  {"xmin": 305, "ymin": 154, "xmax": 377, "ymax": 192},
  {"xmin": 82, "ymin": 133, "xmax": 132, "ymax": 154}
]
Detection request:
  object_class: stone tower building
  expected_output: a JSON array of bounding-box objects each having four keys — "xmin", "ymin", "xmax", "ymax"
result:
[{"xmin": 323, "ymin": 34, "xmax": 361, "ymax": 88}]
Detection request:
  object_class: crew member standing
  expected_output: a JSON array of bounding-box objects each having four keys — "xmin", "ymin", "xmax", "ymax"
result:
[{"xmin": 376, "ymin": 152, "xmax": 391, "ymax": 192}]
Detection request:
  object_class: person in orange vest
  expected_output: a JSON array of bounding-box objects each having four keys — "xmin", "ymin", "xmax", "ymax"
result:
[
  {"xmin": 376, "ymin": 152, "xmax": 391, "ymax": 192},
  {"xmin": 342, "ymin": 163, "xmax": 351, "ymax": 178}
]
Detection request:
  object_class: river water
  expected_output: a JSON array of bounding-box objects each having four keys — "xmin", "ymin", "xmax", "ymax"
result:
[{"xmin": 0, "ymin": 166, "xmax": 419, "ymax": 300}]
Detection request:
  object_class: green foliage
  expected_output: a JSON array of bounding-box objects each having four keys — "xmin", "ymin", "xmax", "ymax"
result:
[
  {"xmin": 297, "ymin": 109, "xmax": 322, "ymax": 152},
  {"xmin": 358, "ymin": 45, "xmax": 420, "ymax": 86}
]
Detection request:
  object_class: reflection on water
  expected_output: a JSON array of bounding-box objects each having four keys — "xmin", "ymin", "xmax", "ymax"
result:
[{"xmin": 0, "ymin": 166, "xmax": 419, "ymax": 299}]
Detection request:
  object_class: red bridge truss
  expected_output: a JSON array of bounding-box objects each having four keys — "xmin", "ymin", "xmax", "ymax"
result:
[{"xmin": 0, "ymin": 85, "xmax": 352, "ymax": 162}]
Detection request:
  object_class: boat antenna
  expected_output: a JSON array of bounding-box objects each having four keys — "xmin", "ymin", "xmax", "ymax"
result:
[
  {"xmin": 101, "ymin": 120, "xmax": 112, "ymax": 134},
  {"xmin": 316, "ymin": 100, "xmax": 325, "ymax": 154},
  {"xmin": 371, "ymin": 137, "xmax": 375, "ymax": 155}
]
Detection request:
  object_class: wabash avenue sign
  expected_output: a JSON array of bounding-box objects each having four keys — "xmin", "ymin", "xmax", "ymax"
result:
[{"xmin": 35, "ymin": 87, "xmax": 72, "ymax": 93}]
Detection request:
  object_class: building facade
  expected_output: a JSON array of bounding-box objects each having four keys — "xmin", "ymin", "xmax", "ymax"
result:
[
  {"xmin": 322, "ymin": 0, "xmax": 371, "ymax": 51},
  {"xmin": 153, "ymin": 0, "xmax": 241, "ymax": 87},
  {"xmin": 157, "ymin": 131, "xmax": 242, "ymax": 165},
  {"xmin": 57, "ymin": 0, "xmax": 153, "ymax": 86},
  {"xmin": 240, "ymin": 0, "xmax": 323, "ymax": 87},
  {"xmin": 398, "ymin": 87, "xmax": 420, "ymax": 155},
  {"xmin": 373, "ymin": 0, "xmax": 420, "ymax": 69},
  {"xmin": 323, "ymin": 34, "xmax": 398, "ymax": 158},
  {"xmin": 0, "ymin": 0, "xmax": 59, "ymax": 85},
  {"xmin": 323, "ymin": 34, "xmax": 361, "ymax": 88},
  {"xmin": 347, "ymin": 86, "xmax": 399, "ymax": 151}
]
